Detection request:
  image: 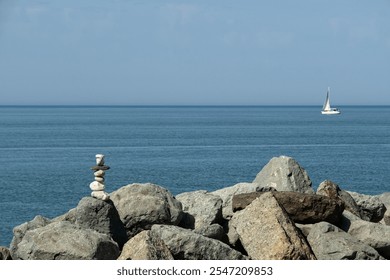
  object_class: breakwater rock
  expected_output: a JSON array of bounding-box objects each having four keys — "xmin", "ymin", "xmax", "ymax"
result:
[{"xmin": 4, "ymin": 155, "xmax": 390, "ymax": 260}]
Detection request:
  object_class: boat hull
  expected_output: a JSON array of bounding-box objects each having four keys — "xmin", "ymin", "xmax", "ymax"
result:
[{"xmin": 321, "ymin": 110, "xmax": 340, "ymax": 115}]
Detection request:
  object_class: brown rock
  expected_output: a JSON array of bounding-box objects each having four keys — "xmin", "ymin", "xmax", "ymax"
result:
[{"xmin": 233, "ymin": 191, "xmax": 344, "ymax": 225}]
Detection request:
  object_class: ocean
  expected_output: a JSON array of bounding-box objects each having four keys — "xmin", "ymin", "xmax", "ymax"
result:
[{"xmin": 0, "ymin": 105, "xmax": 389, "ymax": 246}]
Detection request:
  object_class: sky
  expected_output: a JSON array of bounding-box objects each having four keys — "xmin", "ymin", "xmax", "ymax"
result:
[{"xmin": 0, "ymin": 0, "xmax": 389, "ymax": 105}]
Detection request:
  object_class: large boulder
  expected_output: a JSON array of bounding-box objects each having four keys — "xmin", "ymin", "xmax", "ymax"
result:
[
  {"xmin": 347, "ymin": 219, "xmax": 390, "ymax": 259},
  {"xmin": 12, "ymin": 221, "xmax": 119, "ymax": 260},
  {"xmin": 110, "ymin": 183, "xmax": 183, "ymax": 238},
  {"xmin": 232, "ymin": 191, "xmax": 344, "ymax": 225},
  {"xmin": 317, "ymin": 180, "xmax": 362, "ymax": 218},
  {"xmin": 74, "ymin": 197, "xmax": 128, "ymax": 248},
  {"xmin": 118, "ymin": 230, "xmax": 173, "ymax": 260},
  {"xmin": 252, "ymin": 156, "xmax": 314, "ymax": 194},
  {"xmin": 230, "ymin": 192, "xmax": 316, "ymax": 260},
  {"xmin": 347, "ymin": 191, "xmax": 387, "ymax": 222},
  {"xmin": 9, "ymin": 215, "xmax": 51, "ymax": 259},
  {"xmin": 150, "ymin": 224, "xmax": 247, "ymax": 260},
  {"xmin": 307, "ymin": 222, "xmax": 384, "ymax": 260},
  {"xmin": 176, "ymin": 190, "xmax": 222, "ymax": 229},
  {"xmin": 211, "ymin": 182, "xmax": 259, "ymax": 219}
]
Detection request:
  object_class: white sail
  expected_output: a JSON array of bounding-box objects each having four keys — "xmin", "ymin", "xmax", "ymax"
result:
[
  {"xmin": 321, "ymin": 87, "xmax": 340, "ymax": 115},
  {"xmin": 323, "ymin": 88, "xmax": 331, "ymax": 111}
]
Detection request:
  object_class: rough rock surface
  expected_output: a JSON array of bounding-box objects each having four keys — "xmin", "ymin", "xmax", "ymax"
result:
[
  {"xmin": 13, "ymin": 221, "xmax": 119, "ymax": 260},
  {"xmin": 347, "ymin": 219, "xmax": 390, "ymax": 259},
  {"xmin": 194, "ymin": 224, "xmax": 227, "ymax": 242},
  {"xmin": 252, "ymin": 156, "xmax": 314, "ymax": 194},
  {"xmin": 211, "ymin": 182, "xmax": 259, "ymax": 219},
  {"xmin": 230, "ymin": 192, "xmax": 316, "ymax": 260},
  {"xmin": 307, "ymin": 222, "xmax": 384, "ymax": 260},
  {"xmin": 232, "ymin": 191, "xmax": 344, "ymax": 225},
  {"xmin": 118, "ymin": 230, "xmax": 173, "ymax": 260},
  {"xmin": 377, "ymin": 192, "xmax": 390, "ymax": 225},
  {"xmin": 9, "ymin": 215, "xmax": 51, "ymax": 259},
  {"xmin": 176, "ymin": 190, "xmax": 222, "ymax": 229},
  {"xmin": 110, "ymin": 183, "xmax": 183, "ymax": 238},
  {"xmin": 74, "ymin": 197, "xmax": 127, "ymax": 248},
  {"xmin": 347, "ymin": 191, "xmax": 387, "ymax": 222},
  {"xmin": 150, "ymin": 225, "xmax": 247, "ymax": 260},
  {"xmin": 317, "ymin": 180, "xmax": 362, "ymax": 218},
  {"xmin": 0, "ymin": 246, "xmax": 12, "ymax": 260}
]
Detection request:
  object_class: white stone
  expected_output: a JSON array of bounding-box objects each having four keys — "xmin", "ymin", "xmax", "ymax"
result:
[
  {"xmin": 95, "ymin": 154, "xmax": 105, "ymax": 166},
  {"xmin": 91, "ymin": 191, "xmax": 110, "ymax": 201},
  {"xmin": 94, "ymin": 177, "xmax": 104, "ymax": 183},
  {"xmin": 89, "ymin": 181, "xmax": 105, "ymax": 191},
  {"xmin": 94, "ymin": 170, "xmax": 105, "ymax": 177}
]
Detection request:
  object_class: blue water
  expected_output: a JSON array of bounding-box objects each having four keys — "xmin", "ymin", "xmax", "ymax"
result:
[{"xmin": 1, "ymin": 106, "xmax": 389, "ymax": 246}]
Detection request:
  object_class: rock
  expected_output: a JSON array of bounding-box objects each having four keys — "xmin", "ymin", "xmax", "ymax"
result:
[
  {"xmin": 91, "ymin": 165, "xmax": 110, "ymax": 171},
  {"xmin": 94, "ymin": 177, "xmax": 105, "ymax": 183},
  {"xmin": 347, "ymin": 219, "xmax": 390, "ymax": 259},
  {"xmin": 230, "ymin": 192, "xmax": 316, "ymax": 260},
  {"xmin": 13, "ymin": 221, "xmax": 119, "ymax": 260},
  {"xmin": 0, "ymin": 246, "xmax": 12, "ymax": 260},
  {"xmin": 10, "ymin": 215, "xmax": 51, "ymax": 259},
  {"xmin": 339, "ymin": 210, "xmax": 362, "ymax": 232},
  {"xmin": 110, "ymin": 183, "xmax": 183, "ymax": 238},
  {"xmin": 74, "ymin": 197, "xmax": 127, "ymax": 248},
  {"xmin": 94, "ymin": 170, "xmax": 105, "ymax": 177},
  {"xmin": 118, "ymin": 230, "xmax": 173, "ymax": 260},
  {"xmin": 232, "ymin": 191, "xmax": 344, "ymax": 225},
  {"xmin": 211, "ymin": 182, "xmax": 259, "ymax": 219},
  {"xmin": 176, "ymin": 190, "xmax": 222, "ymax": 229},
  {"xmin": 317, "ymin": 180, "xmax": 362, "ymax": 218},
  {"xmin": 89, "ymin": 181, "xmax": 105, "ymax": 191},
  {"xmin": 377, "ymin": 193, "xmax": 390, "ymax": 225},
  {"xmin": 150, "ymin": 225, "xmax": 247, "ymax": 260},
  {"xmin": 347, "ymin": 191, "xmax": 387, "ymax": 222},
  {"xmin": 307, "ymin": 222, "xmax": 384, "ymax": 260},
  {"xmin": 253, "ymin": 156, "xmax": 314, "ymax": 193},
  {"xmin": 91, "ymin": 190, "xmax": 110, "ymax": 201},
  {"xmin": 194, "ymin": 224, "xmax": 227, "ymax": 242}
]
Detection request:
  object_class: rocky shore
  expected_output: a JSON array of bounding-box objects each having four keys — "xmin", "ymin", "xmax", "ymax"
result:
[{"xmin": 1, "ymin": 155, "xmax": 389, "ymax": 260}]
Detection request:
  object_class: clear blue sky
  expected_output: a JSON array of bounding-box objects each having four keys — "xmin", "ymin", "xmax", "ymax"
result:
[{"xmin": 0, "ymin": 0, "xmax": 389, "ymax": 105}]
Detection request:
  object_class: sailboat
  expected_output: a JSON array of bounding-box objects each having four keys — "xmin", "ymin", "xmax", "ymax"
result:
[{"xmin": 321, "ymin": 87, "xmax": 340, "ymax": 115}]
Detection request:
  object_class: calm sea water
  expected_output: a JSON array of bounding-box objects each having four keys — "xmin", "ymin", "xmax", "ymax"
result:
[{"xmin": 1, "ymin": 106, "xmax": 389, "ymax": 246}]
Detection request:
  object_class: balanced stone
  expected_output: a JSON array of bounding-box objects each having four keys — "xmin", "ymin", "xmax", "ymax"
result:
[
  {"xmin": 90, "ymin": 181, "xmax": 105, "ymax": 191},
  {"xmin": 89, "ymin": 154, "xmax": 110, "ymax": 201},
  {"xmin": 90, "ymin": 165, "xmax": 110, "ymax": 171},
  {"xmin": 94, "ymin": 170, "xmax": 105, "ymax": 177},
  {"xmin": 94, "ymin": 177, "xmax": 104, "ymax": 183}
]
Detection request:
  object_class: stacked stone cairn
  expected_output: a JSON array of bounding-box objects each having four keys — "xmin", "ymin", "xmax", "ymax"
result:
[{"xmin": 89, "ymin": 154, "xmax": 110, "ymax": 201}]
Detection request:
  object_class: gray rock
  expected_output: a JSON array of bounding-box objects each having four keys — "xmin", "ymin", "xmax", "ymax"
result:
[
  {"xmin": 253, "ymin": 156, "xmax": 314, "ymax": 194},
  {"xmin": 232, "ymin": 191, "xmax": 344, "ymax": 225},
  {"xmin": 307, "ymin": 222, "xmax": 384, "ymax": 260},
  {"xmin": 230, "ymin": 192, "xmax": 316, "ymax": 260},
  {"xmin": 10, "ymin": 215, "xmax": 51, "ymax": 259},
  {"xmin": 0, "ymin": 246, "xmax": 12, "ymax": 260},
  {"xmin": 211, "ymin": 182, "xmax": 259, "ymax": 219},
  {"xmin": 176, "ymin": 190, "xmax": 222, "ymax": 229},
  {"xmin": 317, "ymin": 180, "xmax": 362, "ymax": 218},
  {"xmin": 194, "ymin": 224, "xmax": 227, "ymax": 242},
  {"xmin": 377, "ymin": 193, "xmax": 390, "ymax": 225},
  {"xmin": 339, "ymin": 210, "xmax": 362, "ymax": 232},
  {"xmin": 74, "ymin": 197, "xmax": 127, "ymax": 248},
  {"xmin": 347, "ymin": 191, "xmax": 387, "ymax": 222},
  {"xmin": 110, "ymin": 183, "xmax": 183, "ymax": 238},
  {"xmin": 150, "ymin": 224, "xmax": 247, "ymax": 260},
  {"xmin": 347, "ymin": 219, "xmax": 390, "ymax": 259},
  {"xmin": 14, "ymin": 221, "xmax": 119, "ymax": 260},
  {"xmin": 118, "ymin": 230, "xmax": 173, "ymax": 260}
]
